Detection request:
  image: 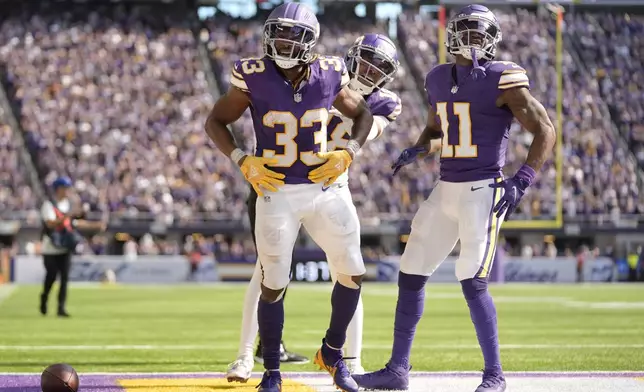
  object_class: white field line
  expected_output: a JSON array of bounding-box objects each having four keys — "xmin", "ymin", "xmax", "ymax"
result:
[
  {"xmin": 2, "ymin": 371, "xmax": 644, "ymax": 377},
  {"xmin": 37, "ymin": 283, "xmax": 644, "ymax": 308},
  {"xmin": 0, "ymin": 343, "xmax": 643, "ymax": 351},
  {"xmin": 300, "ymin": 328, "xmax": 644, "ymax": 336},
  {"xmin": 382, "ymin": 293, "xmax": 644, "ymax": 310}
]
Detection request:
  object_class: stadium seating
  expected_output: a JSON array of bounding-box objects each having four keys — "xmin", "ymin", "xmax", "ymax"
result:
[
  {"xmin": 0, "ymin": 114, "xmax": 38, "ymax": 219},
  {"xmin": 398, "ymin": 8, "xmax": 644, "ymax": 219},
  {"xmin": 0, "ymin": 5, "xmax": 642, "ymax": 224},
  {"xmin": 0, "ymin": 5, "xmax": 246, "ymax": 220},
  {"xmin": 572, "ymin": 12, "xmax": 644, "ymax": 168}
]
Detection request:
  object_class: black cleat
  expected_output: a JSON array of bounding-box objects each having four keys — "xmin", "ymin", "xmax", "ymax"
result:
[
  {"xmin": 57, "ymin": 310, "xmax": 71, "ymax": 318},
  {"xmin": 254, "ymin": 341, "xmax": 309, "ymax": 365}
]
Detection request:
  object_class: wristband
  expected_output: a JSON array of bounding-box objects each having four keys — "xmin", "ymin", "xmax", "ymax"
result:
[
  {"xmin": 231, "ymin": 148, "xmax": 247, "ymax": 166},
  {"xmin": 346, "ymin": 140, "xmax": 360, "ymax": 159}
]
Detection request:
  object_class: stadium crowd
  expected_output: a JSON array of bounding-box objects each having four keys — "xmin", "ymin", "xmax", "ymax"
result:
[
  {"xmin": 0, "ymin": 5, "xmax": 240, "ymax": 221},
  {"xmin": 398, "ymin": 8, "xmax": 644, "ymax": 219},
  {"xmin": 0, "ymin": 112, "xmax": 38, "ymax": 217},
  {"xmin": 572, "ymin": 12, "xmax": 644, "ymax": 167},
  {"xmin": 0, "ymin": 4, "xmax": 642, "ymax": 226}
]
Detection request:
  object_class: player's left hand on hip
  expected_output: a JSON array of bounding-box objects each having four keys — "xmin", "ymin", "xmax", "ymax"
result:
[
  {"xmin": 391, "ymin": 146, "xmax": 427, "ymax": 176},
  {"xmin": 308, "ymin": 150, "xmax": 353, "ymax": 187},
  {"xmin": 489, "ymin": 165, "xmax": 536, "ymax": 221}
]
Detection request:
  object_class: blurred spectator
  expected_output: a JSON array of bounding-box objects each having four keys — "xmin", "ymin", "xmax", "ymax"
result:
[
  {"xmin": 545, "ymin": 242, "xmax": 558, "ymax": 259},
  {"xmin": 0, "ymin": 114, "xmax": 38, "ymax": 218},
  {"xmin": 124, "ymin": 236, "xmax": 138, "ymax": 261},
  {"xmin": 521, "ymin": 244, "xmax": 534, "ymax": 259}
]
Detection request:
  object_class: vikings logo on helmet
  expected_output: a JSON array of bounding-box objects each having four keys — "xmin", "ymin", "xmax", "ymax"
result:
[
  {"xmin": 263, "ymin": 2, "xmax": 320, "ymax": 70},
  {"xmin": 446, "ymin": 4, "xmax": 502, "ymax": 62},
  {"xmin": 345, "ymin": 33, "xmax": 399, "ymax": 95}
]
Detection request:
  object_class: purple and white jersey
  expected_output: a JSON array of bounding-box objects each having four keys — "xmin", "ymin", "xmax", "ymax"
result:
[
  {"xmin": 327, "ymin": 88, "xmax": 401, "ymax": 151},
  {"xmin": 326, "ymin": 88, "xmax": 402, "ymax": 185},
  {"xmin": 425, "ymin": 61, "xmax": 530, "ymax": 183},
  {"xmin": 230, "ymin": 55, "xmax": 349, "ymax": 184}
]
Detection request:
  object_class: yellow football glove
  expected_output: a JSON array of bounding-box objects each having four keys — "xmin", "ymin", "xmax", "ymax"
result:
[
  {"xmin": 308, "ymin": 150, "xmax": 353, "ymax": 187},
  {"xmin": 239, "ymin": 156, "xmax": 285, "ymax": 196}
]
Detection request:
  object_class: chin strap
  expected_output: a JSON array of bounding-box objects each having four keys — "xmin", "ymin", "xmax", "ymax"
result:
[{"xmin": 470, "ymin": 47, "xmax": 487, "ymax": 81}]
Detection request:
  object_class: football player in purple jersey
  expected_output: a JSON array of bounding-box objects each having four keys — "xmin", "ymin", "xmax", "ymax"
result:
[
  {"xmin": 354, "ymin": 5, "xmax": 555, "ymax": 392},
  {"xmin": 205, "ymin": 3, "xmax": 375, "ymax": 391},
  {"xmin": 224, "ymin": 32, "xmax": 402, "ymax": 383}
]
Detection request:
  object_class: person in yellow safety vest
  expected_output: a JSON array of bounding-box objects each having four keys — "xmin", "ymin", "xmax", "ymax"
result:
[
  {"xmin": 627, "ymin": 250, "xmax": 639, "ymax": 282},
  {"xmin": 633, "ymin": 246, "xmax": 643, "ymax": 282}
]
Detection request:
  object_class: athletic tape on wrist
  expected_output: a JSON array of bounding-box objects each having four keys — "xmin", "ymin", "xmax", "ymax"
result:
[
  {"xmin": 231, "ymin": 148, "xmax": 247, "ymax": 166},
  {"xmin": 346, "ymin": 140, "xmax": 360, "ymax": 158}
]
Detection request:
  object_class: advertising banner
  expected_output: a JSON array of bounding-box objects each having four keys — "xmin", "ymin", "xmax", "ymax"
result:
[
  {"xmin": 12, "ymin": 255, "xmax": 217, "ymax": 284},
  {"xmin": 377, "ymin": 257, "xmax": 580, "ymax": 283},
  {"xmin": 582, "ymin": 258, "xmax": 615, "ymax": 282}
]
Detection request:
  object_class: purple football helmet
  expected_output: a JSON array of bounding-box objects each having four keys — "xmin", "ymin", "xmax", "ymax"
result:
[
  {"xmin": 345, "ymin": 33, "xmax": 399, "ymax": 95},
  {"xmin": 263, "ymin": 3, "xmax": 320, "ymax": 70},
  {"xmin": 446, "ymin": 4, "xmax": 502, "ymax": 62}
]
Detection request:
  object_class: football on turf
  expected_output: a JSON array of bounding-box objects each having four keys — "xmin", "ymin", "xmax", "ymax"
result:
[{"xmin": 41, "ymin": 363, "xmax": 79, "ymax": 392}]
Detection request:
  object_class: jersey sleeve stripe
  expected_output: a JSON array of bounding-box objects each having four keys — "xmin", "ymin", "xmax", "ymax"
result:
[
  {"xmin": 231, "ymin": 68, "xmax": 244, "ymax": 80},
  {"xmin": 230, "ymin": 74, "xmax": 249, "ymax": 91},
  {"xmin": 501, "ymin": 69, "xmax": 526, "ymax": 74},
  {"xmin": 498, "ymin": 81, "xmax": 530, "ymax": 90},
  {"xmin": 499, "ymin": 72, "xmax": 529, "ymax": 86}
]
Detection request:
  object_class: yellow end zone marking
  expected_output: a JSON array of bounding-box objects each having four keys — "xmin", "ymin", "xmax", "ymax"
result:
[{"xmin": 118, "ymin": 377, "xmax": 316, "ymax": 391}]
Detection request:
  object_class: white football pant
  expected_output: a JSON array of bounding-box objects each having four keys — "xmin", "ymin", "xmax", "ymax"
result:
[
  {"xmin": 255, "ymin": 183, "xmax": 365, "ymax": 289},
  {"xmin": 400, "ymin": 178, "xmax": 505, "ymax": 281},
  {"xmin": 236, "ymin": 184, "xmax": 363, "ymax": 362}
]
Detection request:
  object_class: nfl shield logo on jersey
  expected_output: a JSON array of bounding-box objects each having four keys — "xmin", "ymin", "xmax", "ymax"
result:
[
  {"xmin": 293, "ymin": 93, "xmax": 302, "ymax": 103},
  {"xmin": 451, "ymin": 85, "xmax": 459, "ymax": 94}
]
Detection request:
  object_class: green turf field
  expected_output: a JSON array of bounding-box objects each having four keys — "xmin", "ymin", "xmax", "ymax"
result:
[{"xmin": 0, "ymin": 283, "xmax": 643, "ymax": 373}]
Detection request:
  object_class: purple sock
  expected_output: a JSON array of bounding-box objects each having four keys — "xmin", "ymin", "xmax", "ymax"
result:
[
  {"xmin": 258, "ymin": 296, "xmax": 284, "ymax": 371},
  {"xmin": 325, "ymin": 282, "xmax": 361, "ymax": 353},
  {"xmin": 461, "ymin": 278, "xmax": 502, "ymax": 373},
  {"xmin": 390, "ymin": 272, "xmax": 428, "ymax": 369}
]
